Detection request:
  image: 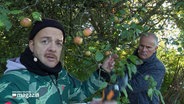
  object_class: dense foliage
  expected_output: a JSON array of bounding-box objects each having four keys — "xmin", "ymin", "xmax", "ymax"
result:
[{"xmin": 0, "ymin": 0, "xmax": 184, "ymax": 103}]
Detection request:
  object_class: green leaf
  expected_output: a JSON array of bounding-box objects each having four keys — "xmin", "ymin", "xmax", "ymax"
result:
[
  {"xmin": 130, "ymin": 63, "xmax": 137, "ymax": 74},
  {"xmin": 76, "ymin": 31, "xmax": 83, "ymax": 36},
  {"xmin": 158, "ymin": 91, "xmax": 165, "ymax": 104},
  {"xmin": 128, "ymin": 55, "xmax": 137, "ymax": 64},
  {"xmin": 103, "ymin": 44, "xmax": 111, "ymax": 51},
  {"xmin": 0, "ymin": 14, "xmax": 12, "ymax": 31},
  {"xmin": 88, "ymin": 46, "xmax": 96, "ymax": 52},
  {"xmin": 130, "ymin": 22, "xmax": 137, "ymax": 29},
  {"xmin": 121, "ymin": 88, "xmax": 128, "ymax": 98},
  {"xmin": 113, "ymin": 0, "xmax": 121, "ymax": 4},
  {"xmin": 0, "ymin": 20, "xmax": 4, "ymax": 27},
  {"xmin": 177, "ymin": 47, "xmax": 182, "ymax": 52},
  {"xmin": 4, "ymin": 20, "xmax": 12, "ymax": 31},
  {"xmin": 154, "ymin": 89, "xmax": 160, "ymax": 96},
  {"xmin": 9, "ymin": 10, "xmax": 22, "ymax": 14},
  {"xmin": 4, "ymin": 2, "xmax": 12, "ymax": 6},
  {"xmin": 127, "ymin": 62, "xmax": 137, "ymax": 78},
  {"xmin": 135, "ymin": 59, "xmax": 143, "ymax": 65},
  {"xmin": 119, "ymin": 10, "xmax": 126, "ymax": 15},
  {"xmin": 127, "ymin": 83, "xmax": 133, "ymax": 91},
  {"xmin": 143, "ymin": 26, "xmax": 149, "ymax": 31},
  {"xmin": 95, "ymin": 51, "xmax": 104, "ymax": 61},
  {"xmin": 0, "ymin": 6, "xmax": 9, "ymax": 14},
  {"xmin": 147, "ymin": 88, "xmax": 153, "ymax": 100},
  {"xmin": 151, "ymin": 81, "xmax": 157, "ymax": 88},
  {"xmin": 135, "ymin": 28, "xmax": 141, "ymax": 34},
  {"xmin": 127, "ymin": 64, "xmax": 132, "ymax": 79},
  {"xmin": 32, "ymin": 12, "xmax": 42, "ymax": 21},
  {"xmin": 172, "ymin": 41, "xmax": 179, "ymax": 45},
  {"xmin": 110, "ymin": 74, "xmax": 117, "ymax": 83},
  {"xmin": 144, "ymin": 75, "xmax": 150, "ymax": 80},
  {"xmin": 141, "ymin": 7, "xmax": 147, "ymax": 12}
]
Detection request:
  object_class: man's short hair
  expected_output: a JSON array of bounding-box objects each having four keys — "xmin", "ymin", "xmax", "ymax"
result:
[{"xmin": 140, "ymin": 32, "xmax": 158, "ymax": 46}]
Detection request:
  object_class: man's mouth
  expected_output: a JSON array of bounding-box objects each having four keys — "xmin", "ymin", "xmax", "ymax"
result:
[
  {"xmin": 45, "ymin": 54, "xmax": 57, "ymax": 61},
  {"xmin": 141, "ymin": 53, "xmax": 146, "ymax": 56}
]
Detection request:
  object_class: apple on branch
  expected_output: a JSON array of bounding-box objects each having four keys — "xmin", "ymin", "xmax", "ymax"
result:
[
  {"xmin": 20, "ymin": 17, "xmax": 32, "ymax": 28},
  {"xmin": 73, "ymin": 36, "xmax": 83, "ymax": 45},
  {"xmin": 85, "ymin": 51, "xmax": 91, "ymax": 56},
  {"xmin": 83, "ymin": 28, "xmax": 93, "ymax": 37}
]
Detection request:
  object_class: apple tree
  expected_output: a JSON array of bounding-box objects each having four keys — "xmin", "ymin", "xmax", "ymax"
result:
[{"xmin": 0, "ymin": 0, "xmax": 184, "ymax": 103}]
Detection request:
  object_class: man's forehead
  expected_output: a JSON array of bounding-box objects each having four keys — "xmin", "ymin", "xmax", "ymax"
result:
[
  {"xmin": 140, "ymin": 37, "xmax": 155, "ymax": 46},
  {"xmin": 34, "ymin": 33, "xmax": 63, "ymax": 42},
  {"xmin": 39, "ymin": 35, "xmax": 63, "ymax": 41}
]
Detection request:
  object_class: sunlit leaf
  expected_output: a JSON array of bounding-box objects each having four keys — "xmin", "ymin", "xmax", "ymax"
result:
[{"xmin": 32, "ymin": 12, "xmax": 42, "ymax": 21}]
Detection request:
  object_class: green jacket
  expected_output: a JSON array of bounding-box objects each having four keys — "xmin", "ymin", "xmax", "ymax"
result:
[{"xmin": 0, "ymin": 58, "xmax": 107, "ymax": 104}]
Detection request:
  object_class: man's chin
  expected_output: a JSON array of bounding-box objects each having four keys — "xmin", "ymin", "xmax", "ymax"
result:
[
  {"xmin": 45, "ymin": 62, "xmax": 57, "ymax": 68},
  {"xmin": 139, "ymin": 55, "xmax": 147, "ymax": 60}
]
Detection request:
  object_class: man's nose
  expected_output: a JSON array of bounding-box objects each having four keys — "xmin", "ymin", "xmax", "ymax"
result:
[
  {"xmin": 49, "ymin": 42, "xmax": 57, "ymax": 52},
  {"xmin": 142, "ymin": 47, "xmax": 147, "ymax": 51}
]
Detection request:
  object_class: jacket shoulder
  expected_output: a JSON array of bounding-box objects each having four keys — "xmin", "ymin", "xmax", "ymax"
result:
[{"xmin": 0, "ymin": 70, "xmax": 31, "ymax": 89}]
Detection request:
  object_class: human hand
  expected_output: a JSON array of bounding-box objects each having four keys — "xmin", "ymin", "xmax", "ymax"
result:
[{"xmin": 100, "ymin": 54, "xmax": 118, "ymax": 73}]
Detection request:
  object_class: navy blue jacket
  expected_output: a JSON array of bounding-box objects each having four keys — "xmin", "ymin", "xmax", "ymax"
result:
[{"xmin": 127, "ymin": 50, "xmax": 165, "ymax": 104}]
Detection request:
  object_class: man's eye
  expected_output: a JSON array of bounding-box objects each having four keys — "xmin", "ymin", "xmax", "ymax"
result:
[
  {"xmin": 41, "ymin": 40, "xmax": 49, "ymax": 44},
  {"xmin": 139, "ymin": 45, "xmax": 144, "ymax": 48},
  {"xmin": 147, "ymin": 46, "xmax": 152, "ymax": 49},
  {"xmin": 57, "ymin": 42, "xmax": 63, "ymax": 47}
]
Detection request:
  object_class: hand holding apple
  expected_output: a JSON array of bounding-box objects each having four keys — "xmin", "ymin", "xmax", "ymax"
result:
[{"xmin": 100, "ymin": 54, "xmax": 118, "ymax": 73}]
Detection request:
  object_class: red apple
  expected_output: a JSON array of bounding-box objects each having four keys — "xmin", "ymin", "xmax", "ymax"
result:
[
  {"xmin": 83, "ymin": 28, "xmax": 92, "ymax": 37},
  {"xmin": 20, "ymin": 17, "xmax": 32, "ymax": 27},
  {"xmin": 74, "ymin": 36, "xmax": 83, "ymax": 45}
]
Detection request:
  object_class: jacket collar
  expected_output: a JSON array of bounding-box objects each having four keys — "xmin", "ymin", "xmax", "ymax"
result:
[{"xmin": 20, "ymin": 47, "xmax": 62, "ymax": 76}]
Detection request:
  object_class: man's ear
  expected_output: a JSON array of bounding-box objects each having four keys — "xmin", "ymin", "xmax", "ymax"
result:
[
  {"xmin": 154, "ymin": 46, "xmax": 158, "ymax": 52},
  {"xmin": 155, "ymin": 46, "xmax": 158, "ymax": 50},
  {"xmin": 29, "ymin": 40, "xmax": 34, "ymax": 52}
]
